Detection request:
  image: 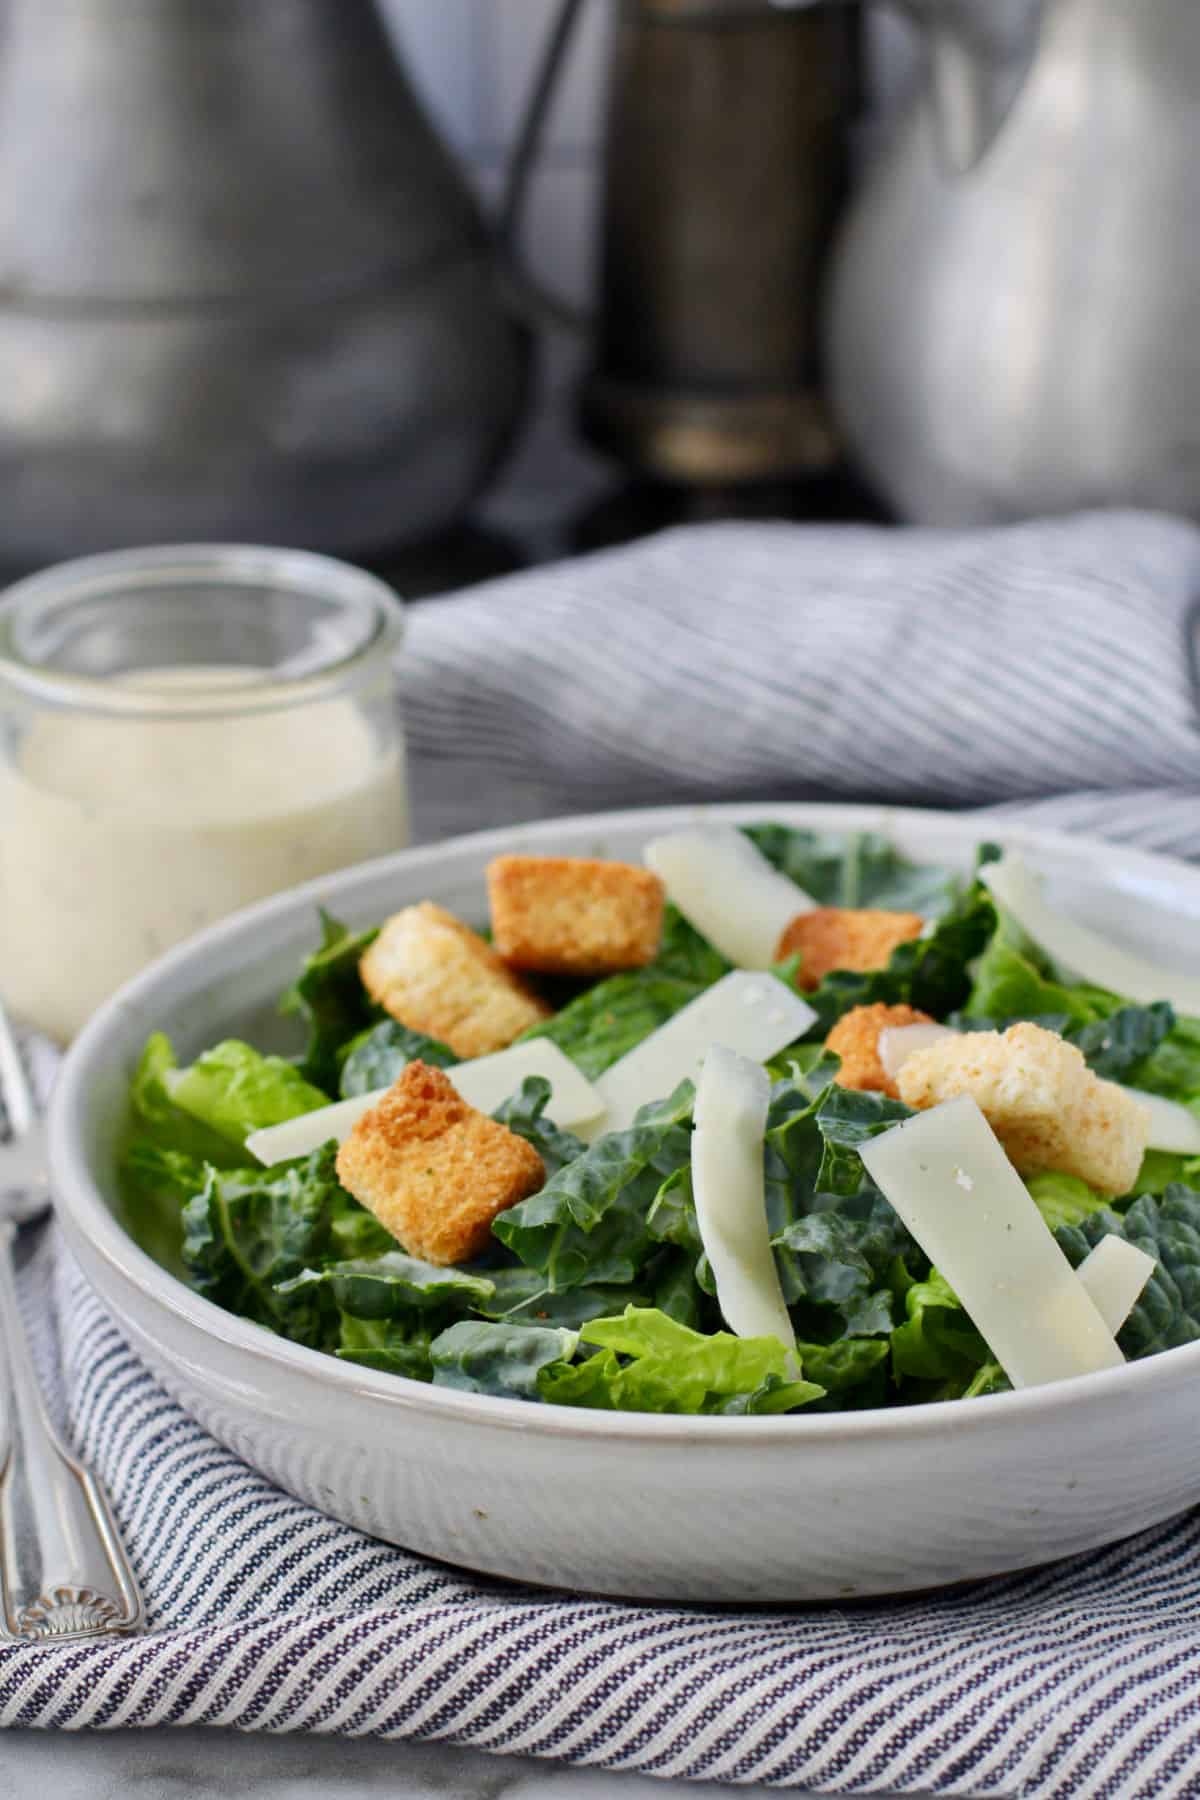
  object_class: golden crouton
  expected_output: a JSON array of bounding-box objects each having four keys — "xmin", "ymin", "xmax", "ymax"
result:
[
  {"xmin": 487, "ymin": 854, "xmax": 666, "ymax": 976},
  {"xmin": 826, "ymin": 1002, "xmax": 936, "ymax": 1099},
  {"xmin": 359, "ymin": 902, "xmax": 549, "ymax": 1060},
  {"xmin": 776, "ymin": 907, "xmax": 925, "ymax": 991},
  {"xmin": 896, "ymin": 1020, "xmax": 1150, "ymax": 1195},
  {"xmin": 336, "ymin": 1062, "xmax": 545, "ymax": 1266}
]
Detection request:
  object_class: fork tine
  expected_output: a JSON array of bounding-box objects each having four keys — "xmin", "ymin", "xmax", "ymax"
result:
[{"xmin": 0, "ymin": 996, "xmax": 36, "ymax": 1142}]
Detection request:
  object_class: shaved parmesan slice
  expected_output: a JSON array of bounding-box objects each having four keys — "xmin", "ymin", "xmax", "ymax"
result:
[
  {"xmin": 982, "ymin": 854, "xmax": 1200, "ymax": 1014},
  {"xmin": 1075, "ymin": 1235, "xmax": 1156, "ymax": 1335},
  {"xmin": 643, "ymin": 825, "xmax": 816, "ymax": 969},
  {"xmin": 859, "ymin": 1095, "xmax": 1124, "ymax": 1389},
  {"xmin": 1127, "ymin": 1089, "xmax": 1200, "ymax": 1156},
  {"xmin": 877, "ymin": 1021, "xmax": 956, "ymax": 1084},
  {"xmin": 589, "ymin": 970, "xmax": 816, "ymax": 1137},
  {"xmin": 247, "ymin": 1092, "xmax": 375, "ymax": 1164},
  {"xmin": 439, "ymin": 1038, "xmax": 605, "ymax": 1127},
  {"xmin": 245, "ymin": 1039, "xmax": 605, "ymax": 1165},
  {"xmin": 691, "ymin": 1046, "xmax": 794, "ymax": 1348}
]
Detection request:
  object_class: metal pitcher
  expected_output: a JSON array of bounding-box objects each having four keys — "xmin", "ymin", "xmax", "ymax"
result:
[
  {"xmin": 505, "ymin": 0, "xmax": 860, "ymax": 487},
  {"xmin": 827, "ymin": 0, "xmax": 1200, "ymax": 524},
  {"xmin": 0, "ymin": 0, "xmax": 530, "ymax": 563}
]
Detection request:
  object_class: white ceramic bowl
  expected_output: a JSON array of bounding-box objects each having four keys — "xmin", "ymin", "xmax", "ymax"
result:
[{"xmin": 50, "ymin": 803, "xmax": 1200, "ymax": 1602}]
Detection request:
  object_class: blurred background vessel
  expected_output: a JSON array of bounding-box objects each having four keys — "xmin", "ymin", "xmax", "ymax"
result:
[
  {"xmin": 0, "ymin": 0, "xmax": 530, "ymax": 566},
  {"xmin": 0, "ymin": 0, "xmax": 1198, "ymax": 570},
  {"xmin": 828, "ymin": 0, "xmax": 1200, "ymax": 526},
  {"xmin": 504, "ymin": 0, "xmax": 859, "ymax": 491}
]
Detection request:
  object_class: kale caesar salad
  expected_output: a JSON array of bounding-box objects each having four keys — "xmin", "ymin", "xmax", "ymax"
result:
[{"xmin": 119, "ymin": 824, "xmax": 1200, "ymax": 1416}]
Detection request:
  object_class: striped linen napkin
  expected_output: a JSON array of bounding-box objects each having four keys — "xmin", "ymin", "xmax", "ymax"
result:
[{"xmin": 4, "ymin": 508, "xmax": 1200, "ymax": 1797}]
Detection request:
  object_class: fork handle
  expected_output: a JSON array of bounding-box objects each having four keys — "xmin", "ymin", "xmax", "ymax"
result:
[{"xmin": 0, "ymin": 1220, "xmax": 142, "ymax": 1641}]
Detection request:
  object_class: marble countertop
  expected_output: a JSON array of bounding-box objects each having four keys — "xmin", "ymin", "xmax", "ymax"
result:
[{"xmin": 7, "ymin": 1724, "xmax": 917, "ymax": 1798}]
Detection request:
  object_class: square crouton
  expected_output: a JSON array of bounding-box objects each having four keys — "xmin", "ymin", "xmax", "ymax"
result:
[
  {"xmin": 776, "ymin": 907, "xmax": 924, "ymax": 991},
  {"xmin": 896, "ymin": 1020, "xmax": 1150, "ymax": 1195},
  {"xmin": 336, "ymin": 1061, "xmax": 545, "ymax": 1266},
  {"xmin": 360, "ymin": 901, "xmax": 549, "ymax": 1060},
  {"xmin": 826, "ymin": 1002, "xmax": 935, "ymax": 1099},
  {"xmin": 487, "ymin": 854, "xmax": 666, "ymax": 976}
]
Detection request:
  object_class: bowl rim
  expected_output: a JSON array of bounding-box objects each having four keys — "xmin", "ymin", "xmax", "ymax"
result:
[{"xmin": 50, "ymin": 798, "xmax": 1200, "ymax": 1449}]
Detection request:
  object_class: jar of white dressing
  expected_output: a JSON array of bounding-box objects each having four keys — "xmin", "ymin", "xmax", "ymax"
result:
[{"xmin": 0, "ymin": 545, "xmax": 408, "ymax": 1041}]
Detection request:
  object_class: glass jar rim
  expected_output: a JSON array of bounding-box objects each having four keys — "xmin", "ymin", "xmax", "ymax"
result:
[{"xmin": 0, "ymin": 543, "xmax": 404, "ymax": 717}]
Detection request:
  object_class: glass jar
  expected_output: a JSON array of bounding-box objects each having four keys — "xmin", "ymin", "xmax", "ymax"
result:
[{"xmin": 0, "ymin": 545, "xmax": 408, "ymax": 1041}]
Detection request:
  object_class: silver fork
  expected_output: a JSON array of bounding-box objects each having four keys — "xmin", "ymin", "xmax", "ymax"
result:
[{"xmin": 0, "ymin": 1001, "xmax": 142, "ymax": 1642}]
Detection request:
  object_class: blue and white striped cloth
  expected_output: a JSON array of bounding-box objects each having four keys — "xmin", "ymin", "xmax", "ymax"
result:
[{"xmin": 5, "ymin": 508, "xmax": 1200, "ymax": 1796}]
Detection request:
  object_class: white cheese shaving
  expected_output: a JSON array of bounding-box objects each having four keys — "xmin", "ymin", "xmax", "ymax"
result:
[
  {"xmin": 587, "ymin": 970, "xmax": 816, "ymax": 1137},
  {"xmin": 1129, "ymin": 1090, "xmax": 1200, "ymax": 1156},
  {"xmin": 643, "ymin": 825, "xmax": 816, "ymax": 968},
  {"xmin": 1074, "ymin": 1235, "xmax": 1157, "ymax": 1335},
  {"xmin": 245, "ymin": 1038, "xmax": 606, "ymax": 1166},
  {"xmin": 247, "ymin": 1092, "xmax": 374, "ymax": 1164},
  {"xmin": 691, "ymin": 1045, "xmax": 794, "ymax": 1348},
  {"xmin": 859, "ymin": 1095, "xmax": 1125, "ymax": 1389},
  {"xmin": 982, "ymin": 854, "xmax": 1200, "ymax": 1015},
  {"xmin": 876, "ymin": 1021, "xmax": 956, "ymax": 1083}
]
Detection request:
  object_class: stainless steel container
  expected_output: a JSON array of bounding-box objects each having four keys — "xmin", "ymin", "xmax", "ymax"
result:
[
  {"xmin": 827, "ymin": 0, "xmax": 1200, "ymax": 525},
  {"xmin": 0, "ymin": 0, "xmax": 530, "ymax": 562},
  {"xmin": 506, "ymin": 0, "xmax": 860, "ymax": 487}
]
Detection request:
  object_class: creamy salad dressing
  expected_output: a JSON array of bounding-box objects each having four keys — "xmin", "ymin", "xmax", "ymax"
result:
[{"xmin": 0, "ymin": 667, "xmax": 408, "ymax": 1040}]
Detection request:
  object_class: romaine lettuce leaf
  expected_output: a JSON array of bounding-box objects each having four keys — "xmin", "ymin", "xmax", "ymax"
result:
[
  {"xmin": 338, "ymin": 1019, "xmax": 458, "ymax": 1097},
  {"xmin": 166, "ymin": 1039, "xmax": 330, "ymax": 1146},
  {"xmin": 128, "ymin": 1033, "xmax": 248, "ymax": 1166},
  {"xmin": 492, "ymin": 1082, "xmax": 694, "ymax": 1290},
  {"xmin": 280, "ymin": 909, "xmax": 380, "ymax": 1092},
  {"xmin": 890, "ymin": 1270, "xmax": 990, "ymax": 1384},
  {"xmin": 1025, "ymin": 1171, "xmax": 1112, "ymax": 1231},
  {"xmin": 963, "ymin": 1362, "xmax": 1010, "ymax": 1397},
  {"xmin": 964, "ymin": 914, "xmax": 1200, "ymax": 1115},
  {"xmin": 1131, "ymin": 1149, "xmax": 1200, "ymax": 1197},
  {"xmin": 964, "ymin": 907, "xmax": 1117, "ymax": 1026},
  {"xmin": 116, "ymin": 1139, "xmax": 209, "ymax": 1276},
  {"xmin": 541, "ymin": 1306, "xmax": 823, "ymax": 1415},
  {"xmin": 709, "ymin": 1373, "xmax": 828, "ymax": 1415},
  {"xmin": 517, "ymin": 904, "xmax": 728, "ymax": 1079}
]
